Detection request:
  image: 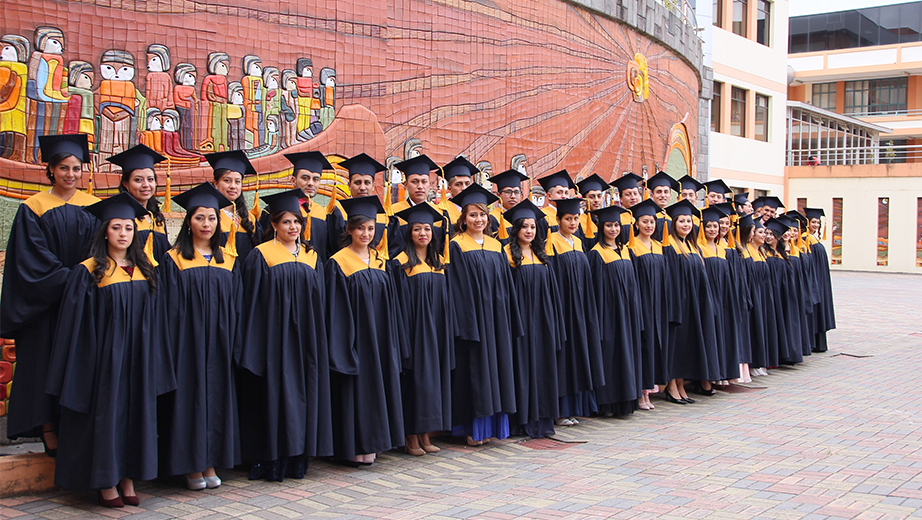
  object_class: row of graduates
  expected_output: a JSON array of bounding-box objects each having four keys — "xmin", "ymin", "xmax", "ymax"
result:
[{"xmin": 0, "ymin": 134, "xmax": 835, "ymax": 507}]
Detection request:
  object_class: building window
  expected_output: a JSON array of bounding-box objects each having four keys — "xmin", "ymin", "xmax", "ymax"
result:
[
  {"xmin": 844, "ymin": 77, "xmax": 908, "ymax": 115},
  {"xmin": 733, "ymin": 0, "xmax": 748, "ymax": 37},
  {"xmin": 754, "ymin": 93, "xmax": 769, "ymax": 142},
  {"xmin": 882, "ymin": 139, "xmax": 908, "ymax": 164},
  {"xmin": 878, "ymin": 197, "xmax": 889, "ymax": 266},
  {"xmin": 811, "ymin": 82, "xmax": 837, "ymax": 111},
  {"xmin": 713, "ymin": 0, "xmax": 723, "ymax": 28},
  {"xmin": 797, "ymin": 198, "xmax": 807, "ymax": 213},
  {"xmin": 832, "ymin": 197, "xmax": 843, "ymax": 264},
  {"xmin": 730, "ymin": 86, "xmax": 747, "ymax": 137},
  {"xmin": 756, "ymin": 0, "xmax": 771, "ymax": 46},
  {"xmin": 916, "ymin": 198, "xmax": 922, "ymax": 268},
  {"xmin": 790, "ymin": 3, "xmax": 922, "ymax": 54},
  {"xmin": 712, "ymin": 82, "xmax": 722, "ymax": 132}
]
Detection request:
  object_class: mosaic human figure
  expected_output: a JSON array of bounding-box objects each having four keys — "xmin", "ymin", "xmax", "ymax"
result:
[
  {"xmin": 173, "ymin": 62, "xmax": 198, "ymax": 152},
  {"xmin": 200, "ymin": 52, "xmax": 229, "ymax": 152},
  {"xmin": 262, "ymin": 66, "xmax": 281, "ymax": 147},
  {"xmin": 319, "ymin": 67, "xmax": 336, "ymax": 129},
  {"xmin": 246, "ymin": 114, "xmax": 279, "ymax": 158},
  {"xmin": 280, "ymin": 69, "xmax": 298, "ymax": 148},
  {"xmin": 97, "ymin": 49, "xmax": 145, "ymax": 165},
  {"xmin": 226, "ymin": 81, "xmax": 245, "ymax": 150},
  {"xmin": 27, "ymin": 27, "xmax": 69, "ymax": 163},
  {"xmin": 295, "ymin": 57, "xmax": 314, "ymax": 138},
  {"xmin": 138, "ymin": 107, "xmax": 162, "ymax": 151},
  {"xmin": 241, "ymin": 55, "xmax": 264, "ymax": 148},
  {"xmin": 0, "ymin": 34, "xmax": 29, "ymax": 161},
  {"xmin": 160, "ymin": 108, "xmax": 201, "ymax": 160},
  {"xmin": 63, "ymin": 61, "xmax": 95, "ymax": 150},
  {"xmin": 145, "ymin": 44, "xmax": 174, "ymax": 112}
]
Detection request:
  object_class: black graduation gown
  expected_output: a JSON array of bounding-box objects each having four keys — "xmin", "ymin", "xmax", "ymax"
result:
[
  {"xmin": 589, "ymin": 243, "xmax": 642, "ymax": 415},
  {"xmin": 505, "ymin": 245, "xmax": 562, "ymax": 432},
  {"xmin": 663, "ymin": 240, "xmax": 721, "ymax": 381},
  {"xmin": 700, "ymin": 243, "xmax": 742, "ymax": 381},
  {"xmin": 789, "ymin": 249, "xmax": 816, "ymax": 358},
  {"xmin": 46, "ymin": 260, "xmax": 176, "ymax": 490},
  {"xmin": 765, "ymin": 252, "xmax": 802, "ymax": 365},
  {"xmin": 807, "ymin": 234, "xmax": 836, "ymax": 351},
  {"xmin": 547, "ymin": 232, "xmax": 604, "ymax": 416},
  {"xmin": 629, "ymin": 239, "xmax": 671, "ymax": 387},
  {"xmin": 0, "ymin": 190, "xmax": 98, "ymax": 438},
  {"xmin": 135, "ymin": 215, "xmax": 171, "ymax": 264},
  {"xmin": 726, "ymin": 246, "xmax": 753, "ymax": 365},
  {"xmin": 219, "ymin": 207, "xmax": 262, "ymax": 261},
  {"xmin": 158, "ymin": 249, "xmax": 241, "ymax": 476},
  {"xmin": 388, "ymin": 252, "xmax": 454, "ymax": 435},
  {"xmin": 746, "ymin": 246, "xmax": 776, "ymax": 369},
  {"xmin": 326, "ymin": 248, "xmax": 407, "ymax": 459},
  {"xmin": 448, "ymin": 233, "xmax": 521, "ymax": 427},
  {"xmin": 260, "ymin": 198, "xmax": 335, "ymax": 263},
  {"xmin": 237, "ymin": 241, "xmax": 332, "ymax": 461},
  {"xmin": 577, "ymin": 213, "xmax": 600, "ymax": 253}
]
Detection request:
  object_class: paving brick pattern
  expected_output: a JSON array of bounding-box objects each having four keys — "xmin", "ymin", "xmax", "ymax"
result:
[{"xmin": 2, "ymin": 271, "xmax": 921, "ymax": 519}]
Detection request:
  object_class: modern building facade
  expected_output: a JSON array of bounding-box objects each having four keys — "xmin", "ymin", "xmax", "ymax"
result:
[{"xmin": 788, "ymin": 1, "xmax": 922, "ymax": 272}]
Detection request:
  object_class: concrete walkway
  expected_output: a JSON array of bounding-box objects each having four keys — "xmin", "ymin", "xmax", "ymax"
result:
[{"xmin": 2, "ymin": 271, "xmax": 921, "ymax": 520}]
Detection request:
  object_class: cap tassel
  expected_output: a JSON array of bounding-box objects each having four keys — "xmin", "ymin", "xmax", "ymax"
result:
[
  {"xmin": 498, "ymin": 216, "xmax": 509, "ymax": 240},
  {"xmin": 661, "ymin": 220, "xmax": 670, "ymax": 247},
  {"xmin": 303, "ymin": 201, "xmax": 312, "ymax": 242},
  {"xmin": 442, "ymin": 214, "xmax": 451, "ymax": 264},
  {"xmin": 438, "ymin": 179, "xmax": 449, "ymax": 211},
  {"xmin": 376, "ymin": 229, "xmax": 389, "ymax": 261},
  {"xmin": 628, "ymin": 220, "xmax": 636, "ymax": 248},
  {"xmin": 162, "ymin": 158, "xmax": 172, "ymax": 212},
  {"xmin": 397, "ymin": 183, "xmax": 406, "ymax": 202},
  {"xmin": 545, "ymin": 231, "xmax": 555, "ymax": 257},
  {"xmin": 727, "ymin": 227, "xmax": 736, "ymax": 249},
  {"xmin": 224, "ymin": 216, "xmax": 239, "ymax": 257},
  {"xmin": 249, "ymin": 174, "xmax": 261, "ymax": 220},
  {"xmin": 143, "ymin": 226, "xmax": 159, "ymax": 267},
  {"xmin": 697, "ymin": 224, "xmax": 707, "ymax": 247},
  {"xmin": 822, "ymin": 219, "xmax": 827, "ymax": 241},
  {"xmin": 326, "ymin": 175, "xmax": 339, "ymax": 215},
  {"xmin": 384, "ymin": 181, "xmax": 393, "ymax": 216},
  {"xmin": 585, "ymin": 214, "xmax": 596, "ymax": 239}
]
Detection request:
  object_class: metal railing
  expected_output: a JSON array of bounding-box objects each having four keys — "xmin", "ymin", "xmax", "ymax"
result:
[{"xmin": 787, "ymin": 142, "xmax": 922, "ymax": 166}]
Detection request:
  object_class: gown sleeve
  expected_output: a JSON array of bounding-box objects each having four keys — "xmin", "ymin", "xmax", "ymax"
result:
[
  {"xmin": 236, "ymin": 249, "xmax": 270, "ymax": 377},
  {"xmin": 325, "ymin": 258, "xmax": 358, "ymax": 375},
  {"xmin": 446, "ymin": 241, "xmax": 480, "ymax": 342},
  {"xmin": 662, "ymin": 246, "xmax": 684, "ymax": 326}
]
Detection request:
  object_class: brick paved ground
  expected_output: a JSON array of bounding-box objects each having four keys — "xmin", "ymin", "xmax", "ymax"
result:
[{"xmin": 2, "ymin": 271, "xmax": 921, "ymax": 520}]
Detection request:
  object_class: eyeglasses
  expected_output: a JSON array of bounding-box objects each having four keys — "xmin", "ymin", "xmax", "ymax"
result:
[{"xmin": 500, "ymin": 189, "xmax": 522, "ymax": 196}]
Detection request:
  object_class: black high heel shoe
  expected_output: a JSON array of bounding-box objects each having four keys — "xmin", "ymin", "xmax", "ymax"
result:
[
  {"xmin": 692, "ymin": 382, "xmax": 716, "ymax": 397},
  {"xmin": 41, "ymin": 427, "xmax": 57, "ymax": 458},
  {"xmin": 662, "ymin": 390, "xmax": 686, "ymax": 404},
  {"xmin": 682, "ymin": 396, "xmax": 696, "ymax": 404}
]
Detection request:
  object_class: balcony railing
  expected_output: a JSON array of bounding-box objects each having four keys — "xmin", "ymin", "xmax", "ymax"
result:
[{"xmin": 787, "ymin": 142, "xmax": 922, "ymax": 166}]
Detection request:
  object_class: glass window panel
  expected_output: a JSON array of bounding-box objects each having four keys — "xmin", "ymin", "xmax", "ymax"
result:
[
  {"xmin": 878, "ymin": 197, "xmax": 889, "ymax": 266},
  {"xmin": 757, "ymin": 0, "xmax": 771, "ymax": 46},
  {"xmin": 733, "ymin": 0, "xmax": 748, "ymax": 37},
  {"xmin": 900, "ymin": 4, "xmax": 922, "ymax": 43},
  {"xmin": 859, "ymin": 7, "xmax": 881, "ymax": 46},
  {"xmin": 712, "ymin": 82, "xmax": 722, "ymax": 132},
  {"xmin": 831, "ymin": 198, "xmax": 843, "ymax": 264},
  {"xmin": 731, "ymin": 86, "xmax": 747, "ymax": 137},
  {"xmin": 755, "ymin": 93, "xmax": 769, "ymax": 142},
  {"xmin": 790, "ymin": 16, "xmax": 809, "ymax": 52}
]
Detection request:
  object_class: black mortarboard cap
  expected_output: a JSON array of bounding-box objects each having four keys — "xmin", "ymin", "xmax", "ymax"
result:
[
  {"xmin": 284, "ymin": 151, "xmax": 332, "ymax": 173},
  {"xmin": 804, "ymin": 207, "xmax": 825, "ymax": 220},
  {"xmin": 39, "ymin": 134, "xmax": 90, "ymax": 163},
  {"xmin": 394, "ymin": 202, "xmax": 444, "ymax": 226},
  {"xmin": 765, "ymin": 217, "xmax": 791, "ymax": 239},
  {"xmin": 752, "ymin": 198, "xmax": 766, "ymax": 210},
  {"xmin": 629, "ymin": 198, "xmax": 662, "ymax": 218},
  {"xmin": 785, "ymin": 210, "xmax": 808, "ymax": 229},
  {"xmin": 106, "ymin": 144, "xmax": 165, "ymax": 173},
  {"xmin": 503, "ymin": 199, "xmax": 544, "ymax": 224},
  {"xmin": 537, "ymin": 169, "xmax": 576, "ymax": 191},
  {"xmin": 84, "ymin": 192, "xmax": 148, "ymax": 222},
  {"xmin": 713, "ymin": 202, "xmax": 736, "ymax": 217},
  {"xmin": 611, "ymin": 172, "xmax": 644, "ymax": 193},
  {"xmin": 665, "ymin": 199, "xmax": 700, "ymax": 220},
  {"xmin": 205, "ymin": 150, "xmax": 257, "ymax": 175},
  {"xmin": 172, "ymin": 182, "xmax": 233, "ymax": 211},
  {"xmin": 733, "ymin": 193, "xmax": 750, "ymax": 207},
  {"xmin": 576, "ymin": 174, "xmax": 610, "ymax": 195},
  {"xmin": 488, "ymin": 169, "xmax": 529, "ymax": 190},
  {"xmin": 754, "ymin": 195, "xmax": 784, "ymax": 209},
  {"xmin": 700, "ymin": 206, "xmax": 728, "ymax": 223},
  {"xmin": 262, "ymin": 188, "xmax": 308, "ymax": 216},
  {"xmin": 339, "ymin": 152, "xmax": 385, "ymax": 178},
  {"xmin": 395, "ymin": 154, "xmax": 438, "ymax": 177},
  {"xmin": 678, "ymin": 174, "xmax": 704, "ymax": 192},
  {"xmin": 554, "ymin": 197, "xmax": 582, "ymax": 217},
  {"xmin": 339, "ymin": 195, "xmax": 386, "ymax": 220},
  {"xmin": 441, "ymin": 156, "xmax": 479, "ymax": 180},
  {"xmin": 646, "ymin": 171, "xmax": 679, "ymax": 191},
  {"xmin": 738, "ymin": 213, "xmax": 755, "ymax": 228},
  {"xmin": 452, "ymin": 183, "xmax": 499, "ymax": 208},
  {"xmin": 590, "ymin": 204, "xmax": 630, "ymax": 224},
  {"xmin": 703, "ymin": 179, "xmax": 732, "ymax": 195},
  {"xmin": 777, "ymin": 214, "xmax": 799, "ymax": 229}
]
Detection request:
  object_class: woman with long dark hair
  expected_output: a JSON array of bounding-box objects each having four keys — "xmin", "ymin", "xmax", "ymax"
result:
[
  {"xmin": 627, "ymin": 199, "xmax": 670, "ymax": 411},
  {"xmin": 205, "ymin": 150, "xmax": 261, "ymax": 260},
  {"xmin": 746, "ymin": 218, "xmax": 777, "ymax": 376},
  {"xmin": 762, "ymin": 218, "xmax": 804, "ymax": 366},
  {"xmin": 548, "ymin": 198, "xmax": 604, "ymax": 425},
  {"xmin": 158, "ymin": 183, "xmax": 240, "ymax": 490},
  {"xmin": 587, "ymin": 205, "xmax": 642, "ymax": 416},
  {"xmin": 237, "ymin": 188, "xmax": 331, "ymax": 481},
  {"xmin": 109, "ymin": 144, "xmax": 171, "ymax": 262},
  {"xmin": 448, "ymin": 184, "xmax": 520, "ymax": 446},
  {"xmin": 389, "ymin": 203, "xmax": 453, "ymax": 454},
  {"xmin": 661, "ymin": 199, "xmax": 720, "ymax": 404},
  {"xmin": 786, "ymin": 210, "xmax": 820, "ymax": 359},
  {"xmin": 0, "ymin": 135, "xmax": 99, "ymax": 457},
  {"xmin": 804, "ymin": 207, "xmax": 835, "ymax": 352},
  {"xmin": 504, "ymin": 199, "xmax": 562, "ymax": 438},
  {"xmin": 46, "ymin": 193, "xmax": 174, "ymax": 508},
  {"xmin": 326, "ymin": 195, "xmax": 406, "ymax": 465}
]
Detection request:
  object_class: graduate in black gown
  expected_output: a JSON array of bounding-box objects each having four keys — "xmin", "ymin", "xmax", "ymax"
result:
[
  {"xmin": 488, "ymin": 168, "xmax": 530, "ymax": 245},
  {"xmin": 327, "ymin": 195, "xmax": 407, "ymax": 465},
  {"xmin": 763, "ymin": 218, "xmax": 803, "ymax": 365},
  {"xmin": 747, "ymin": 219, "xmax": 779, "ymax": 376},
  {"xmin": 576, "ymin": 174, "xmax": 611, "ymax": 253},
  {"xmin": 0, "ymin": 135, "xmax": 99, "ymax": 454},
  {"xmin": 388, "ymin": 154, "xmax": 447, "ymax": 258},
  {"xmin": 46, "ymin": 193, "xmax": 175, "ymax": 508},
  {"xmin": 109, "ymin": 144, "xmax": 171, "ymax": 263},
  {"xmin": 785, "ymin": 211, "xmax": 820, "ymax": 359},
  {"xmin": 327, "ymin": 153, "xmax": 390, "ymax": 258},
  {"xmin": 714, "ymin": 202, "xmax": 752, "ymax": 384},
  {"xmin": 237, "ymin": 188, "xmax": 332, "ymax": 481},
  {"xmin": 205, "ymin": 150, "xmax": 262, "ymax": 260},
  {"xmin": 661, "ymin": 199, "xmax": 721, "ymax": 404},
  {"xmin": 547, "ymin": 198, "xmax": 604, "ymax": 424},
  {"xmin": 646, "ymin": 171, "xmax": 680, "ymax": 242},
  {"xmin": 503, "ymin": 199, "xmax": 563, "ymax": 438},
  {"xmin": 804, "ymin": 207, "xmax": 836, "ymax": 352},
  {"xmin": 389, "ymin": 202, "xmax": 454, "ymax": 455},
  {"xmin": 275, "ymin": 151, "xmax": 337, "ymax": 262},
  {"xmin": 448, "ymin": 184, "xmax": 521, "ymax": 446},
  {"xmin": 628, "ymin": 199, "xmax": 671, "ymax": 410},
  {"xmin": 697, "ymin": 206, "xmax": 742, "ymax": 390},
  {"xmin": 158, "ymin": 183, "xmax": 241, "ymax": 490},
  {"xmin": 588, "ymin": 204, "xmax": 643, "ymax": 416}
]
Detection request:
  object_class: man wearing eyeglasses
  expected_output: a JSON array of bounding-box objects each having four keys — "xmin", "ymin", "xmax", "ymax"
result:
[{"xmin": 487, "ymin": 168, "xmax": 529, "ymax": 243}]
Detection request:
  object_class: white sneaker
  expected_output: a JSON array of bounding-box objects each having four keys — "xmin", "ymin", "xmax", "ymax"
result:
[{"xmin": 569, "ymin": 417, "xmax": 580, "ymax": 425}]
